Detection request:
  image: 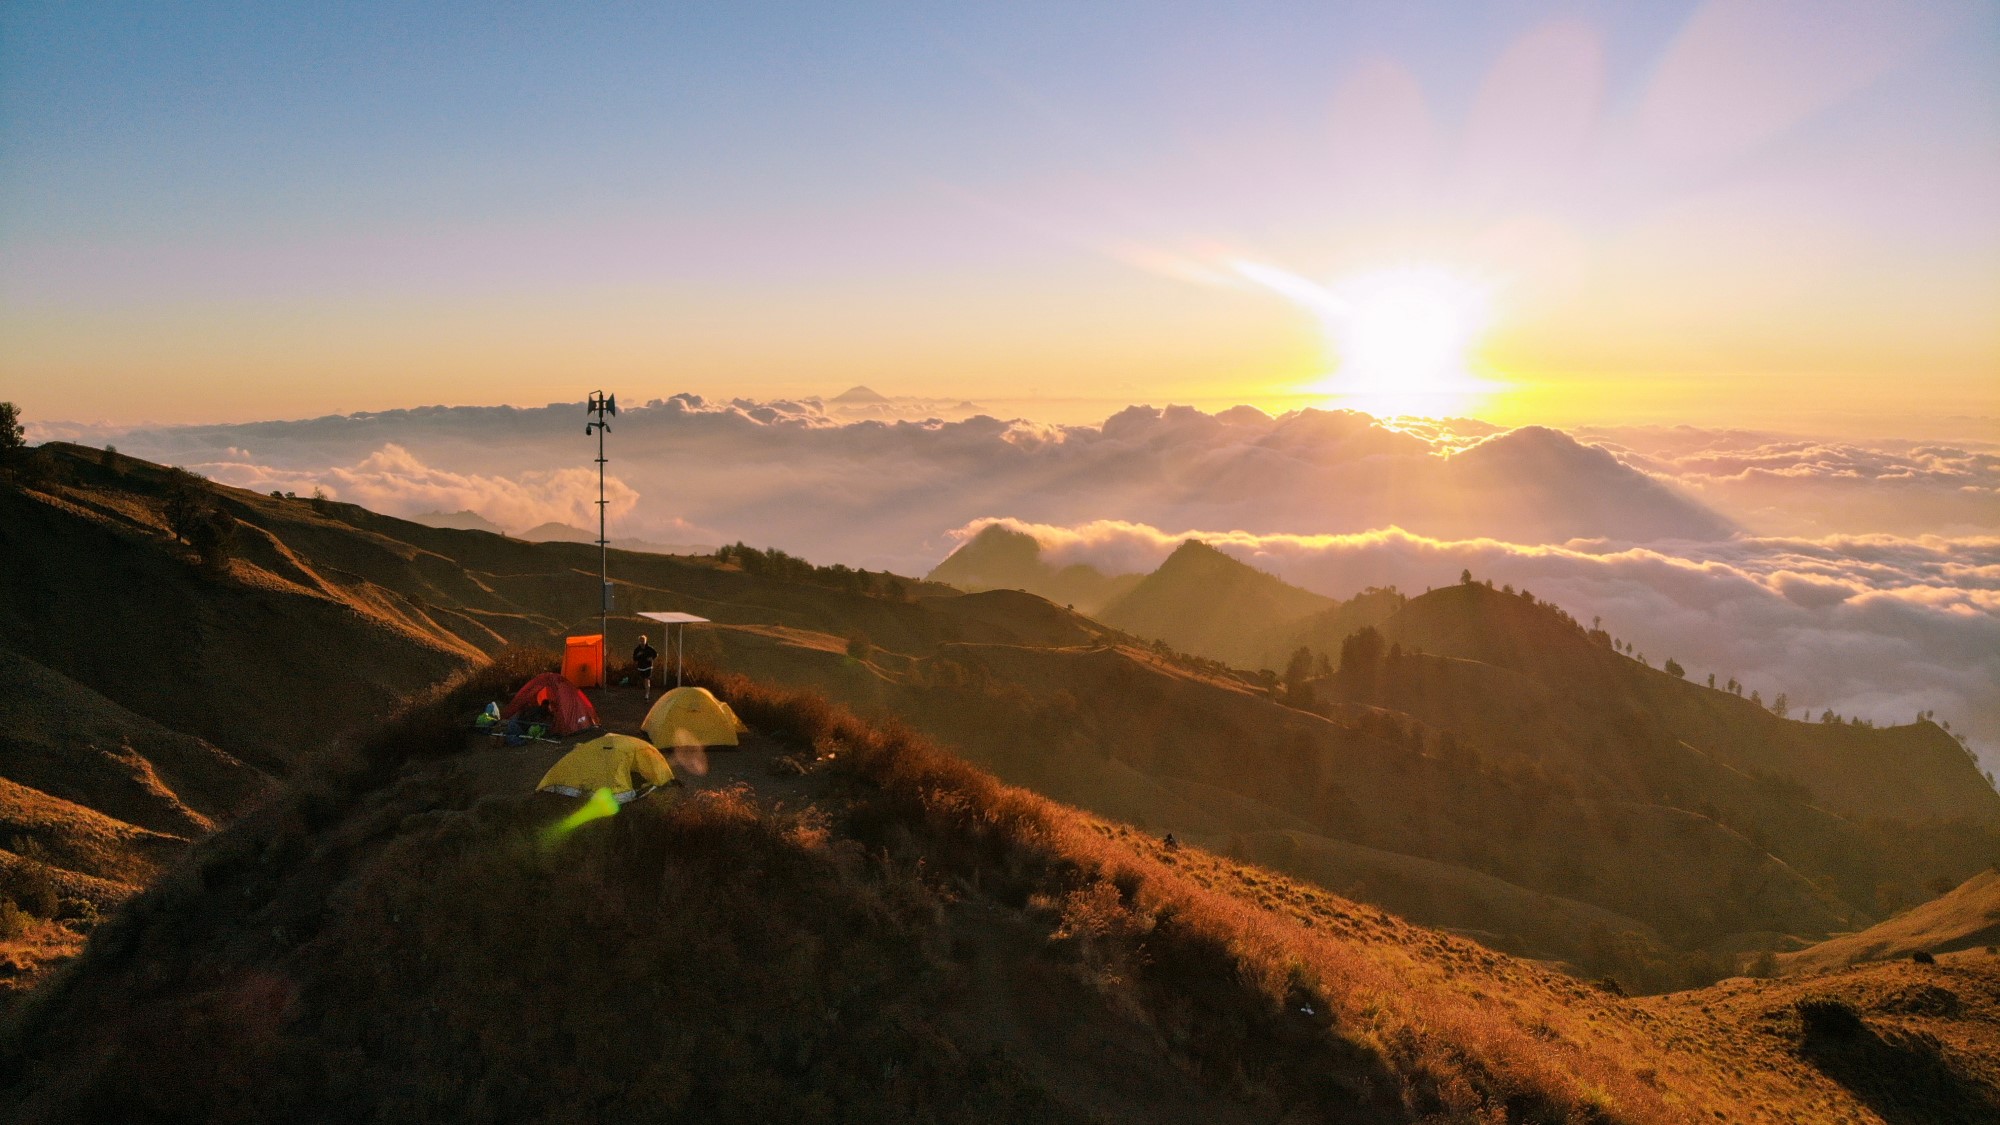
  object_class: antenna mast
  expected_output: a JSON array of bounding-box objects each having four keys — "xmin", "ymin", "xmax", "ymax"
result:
[{"xmin": 585, "ymin": 390, "xmax": 618, "ymax": 642}]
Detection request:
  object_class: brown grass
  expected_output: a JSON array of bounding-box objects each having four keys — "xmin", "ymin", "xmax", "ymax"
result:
[
  {"xmin": 686, "ymin": 663, "xmax": 1680, "ymax": 1122},
  {"xmin": 6, "ymin": 654, "xmax": 1995, "ymax": 1123}
]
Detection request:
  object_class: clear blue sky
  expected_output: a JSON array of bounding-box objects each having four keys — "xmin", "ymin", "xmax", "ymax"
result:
[{"xmin": 4, "ymin": 1, "xmax": 1996, "ymax": 428}]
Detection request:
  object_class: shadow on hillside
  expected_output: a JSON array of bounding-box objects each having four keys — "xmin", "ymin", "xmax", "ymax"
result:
[{"xmin": 1798, "ymin": 999, "xmax": 2000, "ymax": 1125}]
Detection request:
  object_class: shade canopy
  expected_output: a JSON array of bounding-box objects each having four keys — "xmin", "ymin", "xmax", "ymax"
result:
[{"xmin": 634, "ymin": 612, "xmax": 710, "ymax": 687}]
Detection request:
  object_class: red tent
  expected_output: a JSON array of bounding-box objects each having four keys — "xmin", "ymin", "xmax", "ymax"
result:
[{"xmin": 502, "ymin": 673, "xmax": 600, "ymax": 736}]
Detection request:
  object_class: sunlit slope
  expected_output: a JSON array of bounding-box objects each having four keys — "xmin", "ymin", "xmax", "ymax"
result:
[
  {"xmin": 10, "ymin": 444, "xmax": 1991, "ymax": 997},
  {"xmin": 1369, "ymin": 582, "xmax": 2000, "ymax": 825},
  {"xmin": 1780, "ymin": 871, "xmax": 2000, "ymax": 976},
  {"xmin": 0, "ymin": 645, "xmax": 263, "ymax": 841},
  {"xmin": 703, "ymin": 629, "xmax": 1847, "ymax": 959},
  {"xmin": 0, "ymin": 642, "xmax": 268, "ymax": 934},
  {"xmin": 14, "ymin": 663, "xmax": 1991, "ymax": 1123},
  {"xmin": 1639, "ymin": 953, "xmax": 2000, "ymax": 1121},
  {"xmin": 674, "ymin": 598, "xmax": 1996, "ymax": 986}
]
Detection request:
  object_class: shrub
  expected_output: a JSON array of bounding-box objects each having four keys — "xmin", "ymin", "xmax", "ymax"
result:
[
  {"xmin": 0, "ymin": 898, "xmax": 32, "ymax": 941},
  {"xmin": 160, "ymin": 468, "xmax": 211, "ymax": 543},
  {"xmin": 188, "ymin": 506, "xmax": 240, "ymax": 574},
  {"xmin": 3, "ymin": 857, "xmax": 62, "ymax": 919},
  {"xmin": 1797, "ymin": 997, "xmax": 1865, "ymax": 1040}
]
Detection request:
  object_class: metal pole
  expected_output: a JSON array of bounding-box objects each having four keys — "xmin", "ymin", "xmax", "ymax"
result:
[
  {"xmin": 597, "ymin": 413, "xmax": 607, "ymax": 644},
  {"xmin": 585, "ymin": 390, "xmax": 615, "ymax": 652}
]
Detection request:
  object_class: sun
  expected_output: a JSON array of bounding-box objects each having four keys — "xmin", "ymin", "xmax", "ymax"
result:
[{"xmin": 1236, "ymin": 261, "xmax": 1499, "ymax": 419}]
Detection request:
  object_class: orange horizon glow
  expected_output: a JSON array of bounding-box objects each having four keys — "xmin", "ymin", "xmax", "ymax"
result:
[{"xmin": 3, "ymin": 5, "xmax": 1996, "ymax": 438}]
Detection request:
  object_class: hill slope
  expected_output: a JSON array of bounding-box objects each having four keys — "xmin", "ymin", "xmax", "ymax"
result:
[
  {"xmin": 1363, "ymin": 582, "xmax": 2000, "ymax": 826},
  {"xmin": 10, "ymin": 662, "xmax": 1994, "ymax": 1123},
  {"xmin": 1781, "ymin": 871, "xmax": 2000, "ymax": 976},
  {"xmin": 927, "ymin": 523, "xmax": 1141, "ymax": 614},
  {"xmin": 9, "ymin": 445, "xmax": 1993, "ymax": 999},
  {"xmin": 1097, "ymin": 540, "xmax": 1337, "ymax": 668}
]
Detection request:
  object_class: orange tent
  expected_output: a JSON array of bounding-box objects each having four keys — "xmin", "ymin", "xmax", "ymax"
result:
[
  {"xmin": 502, "ymin": 672, "xmax": 600, "ymax": 736},
  {"xmin": 564, "ymin": 634, "xmax": 605, "ymax": 689}
]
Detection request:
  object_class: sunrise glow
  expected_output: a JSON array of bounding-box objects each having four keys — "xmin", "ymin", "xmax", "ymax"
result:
[{"xmin": 1235, "ymin": 261, "xmax": 1498, "ymax": 418}]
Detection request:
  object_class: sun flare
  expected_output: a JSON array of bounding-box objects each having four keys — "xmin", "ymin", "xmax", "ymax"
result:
[{"xmin": 1236, "ymin": 261, "xmax": 1499, "ymax": 419}]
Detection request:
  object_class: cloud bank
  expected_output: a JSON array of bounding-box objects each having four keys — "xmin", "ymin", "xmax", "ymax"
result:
[
  {"xmin": 192, "ymin": 443, "xmax": 644, "ymax": 533},
  {"xmin": 43, "ymin": 396, "xmax": 1751, "ymax": 572},
  {"xmin": 1584, "ymin": 428, "xmax": 2000, "ymax": 539}
]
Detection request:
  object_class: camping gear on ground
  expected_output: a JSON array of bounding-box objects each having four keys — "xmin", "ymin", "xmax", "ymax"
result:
[
  {"xmin": 536, "ymin": 733, "xmax": 675, "ymax": 802},
  {"xmin": 503, "ymin": 672, "xmax": 601, "ymax": 736},
  {"xmin": 635, "ymin": 611, "xmax": 708, "ymax": 688},
  {"xmin": 474, "ymin": 702, "xmax": 499, "ymax": 730},
  {"xmin": 499, "ymin": 719, "xmax": 561, "ymax": 746},
  {"xmin": 563, "ymin": 634, "xmax": 606, "ymax": 689},
  {"xmin": 641, "ymin": 685, "xmax": 747, "ymax": 748}
]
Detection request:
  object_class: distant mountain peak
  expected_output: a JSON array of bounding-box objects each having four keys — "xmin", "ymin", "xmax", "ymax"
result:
[
  {"xmin": 1099, "ymin": 540, "xmax": 1336, "ymax": 666},
  {"xmin": 832, "ymin": 385, "xmax": 890, "ymax": 404},
  {"xmin": 409, "ymin": 509, "xmax": 507, "ymax": 535},
  {"xmin": 518, "ymin": 521, "xmax": 598, "ymax": 543}
]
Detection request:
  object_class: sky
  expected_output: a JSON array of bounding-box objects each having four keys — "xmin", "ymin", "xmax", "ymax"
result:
[{"xmin": 3, "ymin": 0, "xmax": 1997, "ymax": 435}]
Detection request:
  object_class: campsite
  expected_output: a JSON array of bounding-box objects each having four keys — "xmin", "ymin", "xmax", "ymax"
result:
[
  {"xmin": 2, "ymin": 444, "xmax": 1998, "ymax": 1122},
  {"xmin": 6, "ymin": 3, "xmax": 2000, "ymax": 1120}
]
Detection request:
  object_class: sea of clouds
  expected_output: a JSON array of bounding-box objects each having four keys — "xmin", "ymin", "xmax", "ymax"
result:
[{"xmin": 31, "ymin": 395, "xmax": 1999, "ymax": 761}]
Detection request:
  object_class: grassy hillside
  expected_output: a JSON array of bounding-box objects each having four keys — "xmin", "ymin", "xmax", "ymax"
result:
[
  {"xmin": 1098, "ymin": 540, "xmax": 1336, "ymax": 669},
  {"xmin": 11, "ymin": 659, "xmax": 1994, "ymax": 1123},
  {"xmin": 1780, "ymin": 870, "xmax": 2000, "ymax": 976},
  {"xmin": 0, "ymin": 457, "xmax": 480, "ymax": 772},
  {"xmin": 8, "ymin": 444, "xmax": 1994, "ymax": 1001},
  {"xmin": 673, "ymin": 627, "xmax": 1863, "ymax": 985},
  {"xmin": 1373, "ymin": 581, "xmax": 1998, "ymax": 825}
]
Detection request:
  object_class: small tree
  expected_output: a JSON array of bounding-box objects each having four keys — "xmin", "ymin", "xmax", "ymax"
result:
[
  {"xmin": 161, "ymin": 468, "xmax": 208, "ymax": 543},
  {"xmin": 1460, "ymin": 568, "xmax": 1473, "ymax": 585},
  {"xmin": 1771, "ymin": 692, "xmax": 1789, "ymax": 719},
  {"xmin": 0, "ymin": 402, "xmax": 22, "ymax": 459},
  {"xmin": 100, "ymin": 444, "xmax": 122, "ymax": 473},
  {"xmin": 1664, "ymin": 657, "xmax": 1684, "ymax": 678},
  {"xmin": 189, "ymin": 506, "xmax": 239, "ymax": 574},
  {"xmin": 1707, "ymin": 672, "xmax": 1716, "ymax": 689},
  {"xmin": 1283, "ymin": 646, "xmax": 1316, "ymax": 708}
]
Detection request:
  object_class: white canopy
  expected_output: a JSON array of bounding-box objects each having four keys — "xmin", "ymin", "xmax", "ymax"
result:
[
  {"xmin": 637, "ymin": 611, "xmax": 709, "ymax": 625},
  {"xmin": 635, "ymin": 611, "xmax": 709, "ymax": 686}
]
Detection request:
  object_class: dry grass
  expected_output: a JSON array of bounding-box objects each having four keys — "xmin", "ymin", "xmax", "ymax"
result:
[
  {"xmin": 689, "ymin": 664, "xmax": 1684, "ymax": 1122},
  {"xmin": 5, "ymin": 655, "xmax": 1996, "ymax": 1124}
]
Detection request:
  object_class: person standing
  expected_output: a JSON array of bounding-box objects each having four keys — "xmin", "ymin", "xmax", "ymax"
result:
[{"xmin": 632, "ymin": 635, "xmax": 660, "ymax": 698}]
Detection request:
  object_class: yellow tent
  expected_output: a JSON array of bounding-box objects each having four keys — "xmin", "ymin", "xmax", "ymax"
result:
[
  {"xmin": 536, "ymin": 733, "xmax": 675, "ymax": 802},
  {"xmin": 642, "ymin": 686, "xmax": 747, "ymax": 748}
]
